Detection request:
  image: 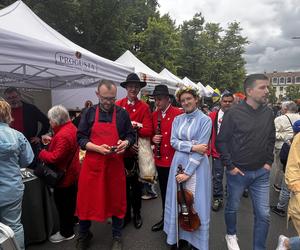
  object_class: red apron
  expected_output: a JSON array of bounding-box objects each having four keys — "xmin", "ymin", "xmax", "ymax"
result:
[{"xmin": 76, "ymin": 106, "xmax": 126, "ymax": 222}]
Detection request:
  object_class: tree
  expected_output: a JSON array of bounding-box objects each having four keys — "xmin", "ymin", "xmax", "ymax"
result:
[
  {"xmin": 268, "ymin": 86, "xmax": 277, "ymax": 104},
  {"xmin": 285, "ymin": 85, "xmax": 300, "ymax": 101},
  {"xmin": 218, "ymin": 22, "xmax": 248, "ymax": 91},
  {"xmin": 176, "ymin": 13, "xmax": 205, "ymax": 80},
  {"xmin": 134, "ymin": 14, "xmax": 180, "ymax": 73}
]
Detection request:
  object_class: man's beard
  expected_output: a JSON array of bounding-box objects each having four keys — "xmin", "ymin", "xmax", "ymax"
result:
[{"xmin": 100, "ymin": 103, "xmax": 114, "ymax": 112}]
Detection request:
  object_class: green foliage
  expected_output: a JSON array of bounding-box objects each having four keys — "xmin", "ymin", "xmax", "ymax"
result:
[
  {"xmin": 0, "ymin": 1, "xmax": 248, "ymax": 91},
  {"xmin": 285, "ymin": 85, "xmax": 300, "ymax": 101},
  {"xmin": 268, "ymin": 86, "xmax": 277, "ymax": 104},
  {"xmin": 134, "ymin": 14, "xmax": 180, "ymax": 73},
  {"xmin": 176, "ymin": 14, "xmax": 248, "ymax": 92}
]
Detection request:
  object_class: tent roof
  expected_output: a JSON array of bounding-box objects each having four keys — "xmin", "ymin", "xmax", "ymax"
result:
[
  {"xmin": 182, "ymin": 77, "xmax": 197, "ymax": 87},
  {"xmin": 115, "ymin": 50, "xmax": 177, "ymax": 89},
  {"xmin": 159, "ymin": 68, "xmax": 184, "ymax": 85},
  {"xmin": 0, "ymin": 1, "xmax": 133, "ymax": 89}
]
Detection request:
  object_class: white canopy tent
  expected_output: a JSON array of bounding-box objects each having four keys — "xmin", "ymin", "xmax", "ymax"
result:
[
  {"xmin": 115, "ymin": 50, "xmax": 177, "ymax": 90},
  {"xmin": 182, "ymin": 77, "xmax": 198, "ymax": 87},
  {"xmin": 159, "ymin": 68, "xmax": 184, "ymax": 86},
  {"xmin": 0, "ymin": 1, "xmax": 133, "ymax": 90},
  {"xmin": 205, "ymin": 85, "xmax": 215, "ymax": 97}
]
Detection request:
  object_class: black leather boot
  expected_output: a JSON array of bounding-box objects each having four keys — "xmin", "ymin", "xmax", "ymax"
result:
[{"xmin": 151, "ymin": 219, "xmax": 164, "ymax": 232}]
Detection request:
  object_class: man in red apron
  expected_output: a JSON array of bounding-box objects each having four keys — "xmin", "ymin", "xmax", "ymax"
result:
[
  {"xmin": 116, "ymin": 73, "xmax": 153, "ymax": 229},
  {"xmin": 76, "ymin": 80, "xmax": 135, "ymax": 250}
]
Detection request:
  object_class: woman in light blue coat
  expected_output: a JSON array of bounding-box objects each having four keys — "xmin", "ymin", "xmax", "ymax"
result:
[
  {"xmin": 164, "ymin": 86, "xmax": 212, "ymax": 250},
  {"xmin": 0, "ymin": 99, "xmax": 34, "ymax": 250}
]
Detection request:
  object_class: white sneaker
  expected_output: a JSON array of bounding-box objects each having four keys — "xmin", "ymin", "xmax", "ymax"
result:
[
  {"xmin": 225, "ymin": 234, "xmax": 240, "ymax": 250},
  {"xmin": 276, "ymin": 235, "xmax": 288, "ymax": 250},
  {"xmin": 49, "ymin": 231, "xmax": 75, "ymax": 243}
]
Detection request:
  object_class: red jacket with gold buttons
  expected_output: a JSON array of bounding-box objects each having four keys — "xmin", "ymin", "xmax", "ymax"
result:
[
  {"xmin": 152, "ymin": 105, "xmax": 183, "ymax": 167},
  {"xmin": 116, "ymin": 97, "xmax": 153, "ymax": 138}
]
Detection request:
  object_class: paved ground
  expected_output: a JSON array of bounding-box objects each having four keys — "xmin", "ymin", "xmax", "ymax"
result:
[{"xmin": 27, "ymin": 169, "xmax": 297, "ymax": 250}]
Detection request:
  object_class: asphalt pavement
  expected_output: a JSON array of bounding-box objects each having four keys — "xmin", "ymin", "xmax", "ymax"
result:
[{"xmin": 27, "ymin": 168, "xmax": 297, "ymax": 250}]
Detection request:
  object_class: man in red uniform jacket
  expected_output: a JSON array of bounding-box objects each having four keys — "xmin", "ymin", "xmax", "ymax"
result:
[
  {"xmin": 151, "ymin": 84, "xmax": 183, "ymax": 232},
  {"xmin": 209, "ymin": 92, "xmax": 234, "ymax": 211},
  {"xmin": 116, "ymin": 73, "xmax": 153, "ymax": 229}
]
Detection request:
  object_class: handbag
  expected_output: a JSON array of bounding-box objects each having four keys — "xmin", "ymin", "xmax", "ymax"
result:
[
  {"xmin": 137, "ymin": 137, "xmax": 157, "ymax": 183},
  {"xmin": 33, "ymin": 161, "xmax": 65, "ymax": 188}
]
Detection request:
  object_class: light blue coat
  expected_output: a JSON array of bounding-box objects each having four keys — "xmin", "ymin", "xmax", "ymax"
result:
[
  {"xmin": 164, "ymin": 109, "xmax": 212, "ymax": 250},
  {"xmin": 0, "ymin": 122, "xmax": 34, "ymax": 206}
]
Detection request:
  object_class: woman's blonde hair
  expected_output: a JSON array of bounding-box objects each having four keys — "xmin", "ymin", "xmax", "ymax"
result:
[
  {"xmin": 175, "ymin": 85, "xmax": 201, "ymax": 102},
  {"xmin": 0, "ymin": 98, "xmax": 13, "ymax": 124}
]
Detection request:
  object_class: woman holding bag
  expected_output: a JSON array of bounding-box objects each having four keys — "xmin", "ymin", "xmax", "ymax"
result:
[{"xmin": 38, "ymin": 105, "xmax": 80, "ymax": 243}]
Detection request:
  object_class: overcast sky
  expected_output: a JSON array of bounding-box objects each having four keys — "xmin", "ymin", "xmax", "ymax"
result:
[{"xmin": 158, "ymin": 0, "xmax": 300, "ymax": 74}]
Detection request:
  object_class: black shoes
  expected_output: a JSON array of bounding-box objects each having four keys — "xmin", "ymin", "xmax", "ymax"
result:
[
  {"xmin": 133, "ymin": 213, "xmax": 143, "ymax": 229},
  {"xmin": 273, "ymin": 184, "xmax": 282, "ymax": 192},
  {"xmin": 271, "ymin": 205, "xmax": 286, "ymax": 217},
  {"xmin": 212, "ymin": 198, "xmax": 223, "ymax": 212},
  {"xmin": 151, "ymin": 219, "xmax": 164, "ymax": 232},
  {"xmin": 243, "ymin": 189, "xmax": 249, "ymax": 198},
  {"xmin": 76, "ymin": 231, "xmax": 93, "ymax": 250}
]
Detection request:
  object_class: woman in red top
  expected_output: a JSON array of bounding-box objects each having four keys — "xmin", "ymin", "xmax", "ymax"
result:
[{"xmin": 39, "ymin": 105, "xmax": 80, "ymax": 244}]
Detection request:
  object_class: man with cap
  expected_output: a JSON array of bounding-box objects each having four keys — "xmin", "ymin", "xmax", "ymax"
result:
[
  {"xmin": 116, "ymin": 73, "xmax": 153, "ymax": 229},
  {"xmin": 151, "ymin": 84, "xmax": 183, "ymax": 232}
]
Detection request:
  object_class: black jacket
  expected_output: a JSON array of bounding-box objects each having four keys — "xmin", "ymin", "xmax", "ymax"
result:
[
  {"xmin": 216, "ymin": 101, "xmax": 275, "ymax": 171},
  {"xmin": 77, "ymin": 104, "xmax": 135, "ymax": 149},
  {"xmin": 22, "ymin": 102, "xmax": 49, "ymax": 140}
]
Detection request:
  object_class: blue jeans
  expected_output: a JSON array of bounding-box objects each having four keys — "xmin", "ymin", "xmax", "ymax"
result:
[
  {"xmin": 225, "ymin": 167, "xmax": 270, "ymax": 250},
  {"xmin": 277, "ymin": 175, "xmax": 290, "ymax": 210},
  {"xmin": 290, "ymin": 236, "xmax": 300, "ymax": 250},
  {"xmin": 0, "ymin": 198, "xmax": 24, "ymax": 250},
  {"xmin": 79, "ymin": 216, "xmax": 123, "ymax": 238},
  {"xmin": 212, "ymin": 157, "xmax": 224, "ymax": 198}
]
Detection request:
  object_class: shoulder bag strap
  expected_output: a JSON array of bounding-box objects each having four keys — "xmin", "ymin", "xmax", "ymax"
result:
[{"xmin": 285, "ymin": 115, "xmax": 293, "ymax": 127}]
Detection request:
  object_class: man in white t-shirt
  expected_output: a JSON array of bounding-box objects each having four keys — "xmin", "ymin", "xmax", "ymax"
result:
[{"xmin": 209, "ymin": 93, "xmax": 234, "ymax": 211}]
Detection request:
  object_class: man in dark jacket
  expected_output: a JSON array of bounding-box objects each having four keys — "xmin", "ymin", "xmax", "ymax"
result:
[
  {"xmin": 216, "ymin": 74, "xmax": 275, "ymax": 250},
  {"xmin": 4, "ymin": 87, "xmax": 49, "ymax": 156}
]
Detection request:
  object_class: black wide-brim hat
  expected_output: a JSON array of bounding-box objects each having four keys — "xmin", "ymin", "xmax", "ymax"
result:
[
  {"xmin": 152, "ymin": 84, "xmax": 172, "ymax": 97},
  {"xmin": 120, "ymin": 73, "xmax": 147, "ymax": 88}
]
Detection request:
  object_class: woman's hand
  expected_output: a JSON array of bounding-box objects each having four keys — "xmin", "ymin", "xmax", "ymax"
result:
[
  {"xmin": 41, "ymin": 135, "xmax": 52, "ymax": 145},
  {"xmin": 192, "ymin": 144, "xmax": 208, "ymax": 154},
  {"xmin": 176, "ymin": 173, "xmax": 190, "ymax": 183}
]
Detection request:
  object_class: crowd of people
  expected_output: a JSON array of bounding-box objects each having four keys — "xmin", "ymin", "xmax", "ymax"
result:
[{"xmin": 1, "ymin": 73, "xmax": 300, "ymax": 250}]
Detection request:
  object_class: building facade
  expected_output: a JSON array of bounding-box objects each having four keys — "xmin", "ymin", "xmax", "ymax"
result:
[{"xmin": 266, "ymin": 71, "xmax": 300, "ymax": 100}]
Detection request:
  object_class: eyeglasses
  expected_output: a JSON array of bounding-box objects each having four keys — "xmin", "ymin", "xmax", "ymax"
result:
[{"xmin": 99, "ymin": 95, "xmax": 116, "ymax": 102}]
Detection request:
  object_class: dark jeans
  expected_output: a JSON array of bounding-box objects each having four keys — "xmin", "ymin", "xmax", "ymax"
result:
[
  {"xmin": 54, "ymin": 184, "xmax": 77, "ymax": 237},
  {"xmin": 157, "ymin": 166, "xmax": 170, "ymax": 214},
  {"xmin": 79, "ymin": 217, "xmax": 123, "ymax": 238},
  {"xmin": 225, "ymin": 167, "xmax": 270, "ymax": 250},
  {"xmin": 124, "ymin": 157, "xmax": 142, "ymax": 216},
  {"xmin": 212, "ymin": 157, "xmax": 224, "ymax": 198}
]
